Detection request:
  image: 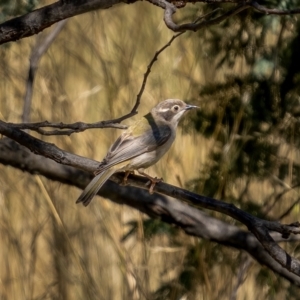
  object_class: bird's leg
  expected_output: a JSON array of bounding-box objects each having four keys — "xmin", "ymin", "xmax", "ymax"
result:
[
  {"xmin": 137, "ymin": 169, "xmax": 163, "ymax": 194},
  {"xmin": 122, "ymin": 170, "xmax": 134, "ymax": 186}
]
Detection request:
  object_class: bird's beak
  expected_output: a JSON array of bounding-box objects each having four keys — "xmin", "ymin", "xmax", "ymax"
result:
[{"xmin": 185, "ymin": 104, "xmax": 198, "ymax": 110}]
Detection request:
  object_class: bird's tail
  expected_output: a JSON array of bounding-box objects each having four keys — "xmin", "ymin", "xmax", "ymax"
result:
[{"xmin": 76, "ymin": 168, "xmax": 116, "ymax": 206}]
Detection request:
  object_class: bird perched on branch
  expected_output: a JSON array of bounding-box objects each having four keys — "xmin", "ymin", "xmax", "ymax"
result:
[{"xmin": 76, "ymin": 99, "xmax": 198, "ymax": 206}]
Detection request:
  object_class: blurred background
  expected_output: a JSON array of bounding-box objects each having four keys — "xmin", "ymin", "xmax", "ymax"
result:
[{"xmin": 1, "ymin": 0, "xmax": 300, "ymax": 299}]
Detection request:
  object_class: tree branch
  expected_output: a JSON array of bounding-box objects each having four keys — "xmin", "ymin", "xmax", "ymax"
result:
[
  {"xmin": 102, "ymin": 31, "xmax": 185, "ymax": 124},
  {"xmin": 7, "ymin": 120, "xmax": 128, "ymax": 136},
  {"xmin": 0, "ymin": 137, "xmax": 300, "ymax": 285},
  {"xmin": 250, "ymin": 1, "xmax": 300, "ymax": 15},
  {"xmin": 0, "ymin": 122, "xmax": 300, "ymax": 277},
  {"xmin": 0, "ymin": 120, "xmax": 97, "ymax": 171},
  {"xmin": 0, "ymin": 0, "xmax": 123, "ymax": 45},
  {"xmin": 149, "ymin": 0, "xmax": 300, "ymax": 33},
  {"xmin": 6, "ymin": 32, "xmax": 183, "ymax": 135},
  {"xmin": 1, "ymin": 0, "xmax": 300, "ymax": 46},
  {"xmin": 131, "ymin": 31, "xmax": 184, "ymax": 114}
]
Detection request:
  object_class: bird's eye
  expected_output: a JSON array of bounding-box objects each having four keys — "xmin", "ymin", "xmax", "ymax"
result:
[{"xmin": 173, "ymin": 105, "xmax": 179, "ymax": 111}]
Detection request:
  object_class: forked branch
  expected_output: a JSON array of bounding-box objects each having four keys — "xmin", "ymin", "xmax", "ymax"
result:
[
  {"xmin": 149, "ymin": 0, "xmax": 300, "ymax": 32},
  {"xmin": 1, "ymin": 0, "xmax": 300, "ymax": 45},
  {"xmin": 6, "ymin": 32, "xmax": 183, "ymax": 135},
  {"xmin": 0, "ymin": 121, "xmax": 300, "ymax": 277}
]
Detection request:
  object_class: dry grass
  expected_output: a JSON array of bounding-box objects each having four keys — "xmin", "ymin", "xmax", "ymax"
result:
[{"xmin": 0, "ymin": 2, "xmax": 299, "ymax": 300}]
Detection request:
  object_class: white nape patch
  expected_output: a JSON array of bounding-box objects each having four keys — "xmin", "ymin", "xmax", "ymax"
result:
[{"xmin": 158, "ymin": 107, "xmax": 171, "ymax": 112}]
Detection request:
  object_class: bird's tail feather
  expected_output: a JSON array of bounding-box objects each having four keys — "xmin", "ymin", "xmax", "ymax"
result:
[{"xmin": 76, "ymin": 168, "xmax": 115, "ymax": 206}]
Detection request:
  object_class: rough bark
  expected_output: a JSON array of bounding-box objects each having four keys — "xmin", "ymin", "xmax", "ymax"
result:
[{"xmin": 1, "ymin": 137, "xmax": 300, "ymax": 285}]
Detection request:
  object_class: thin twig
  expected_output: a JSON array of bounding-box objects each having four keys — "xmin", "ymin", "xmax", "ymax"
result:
[
  {"xmin": 8, "ymin": 120, "xmax": 127, "ymax": 136},
  {"xmin": 110, "ymin": 31, "xmax": 185, "ymax": 124},
  {"xmin": 11, "ymin": 32, "xmax": 184, "ymax": 135},
  {"xmin": 131, "ymin": 31, "xmax": 184, "ymax": 114},
  {"xmin": 147, "ymin": 0, "xmax": 251, "ymax": 32},
  {"xmin": 250, "ymin": 1, "xmax": 300, "ymax": 15},
  {"xmin": 262, "ymin": 182, "xmax": 300, "ymax": 216},
  {"xmin": 147, "ymin": 0, "xmax": 300, "ymax": 33},
  {"xmin": 1, "ymin": 0, "xmax": 300, "ymax": 46},
  {"xmin": 277, "ymin": 197, "xmax": 300, "ymax": 221}
]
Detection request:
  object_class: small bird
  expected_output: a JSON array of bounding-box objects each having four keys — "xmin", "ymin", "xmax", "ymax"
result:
[{"xmin": 76, "ymin": 99, "xmax": 198, "ymax": 206}]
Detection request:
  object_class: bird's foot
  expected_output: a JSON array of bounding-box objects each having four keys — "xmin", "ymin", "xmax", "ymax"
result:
[
  {"xmin": 121, "ymin": 171, "xmax": 135, "ymax": 186},
  {"xmin": 147, "ymin": 177, "xmax": 163, "ymax": 194},
  {"xmin": 137, "ymin": 170, "xmax": 163, "ymax": 194}
]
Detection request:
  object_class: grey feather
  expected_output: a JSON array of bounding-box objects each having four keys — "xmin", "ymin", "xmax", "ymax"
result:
[
  {"xmin": 76, "ymin": 168, "xmax": 115, "ymax": 206},
  {"xmin": 96, "ymin": 122, "xmax": 172, "ymax": 174}
]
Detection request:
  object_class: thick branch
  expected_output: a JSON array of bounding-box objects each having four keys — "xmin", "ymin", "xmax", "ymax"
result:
[
  {"xmin": 149, "ymin": 0, "xmax": 300, "ymax": 33},
  {"xmin": 0, "ymin": 0, "xmax": 122, "ymax": 45},
  {"xmin": 1, "ymin": 0, "xmax": 300, "ymax": 46},
  {"xmin": 0, "ymin": 137, "xmax": 300, "ymax": 285},
  {"xmin": 156, "ymin": 0, "xmax": 251, "ymax": 32},
  {"xmin": 250, "ymin": 1, "xmax": 300, "ymax": 15},
  {"xmin": 124, "ymin": 175, "xmax": 300, "ymax": 276},
  {"xmin": 1, "ymin": 121, "xmax": 300, "ymax": 277},
  {"xmin": 0, "ymin": 120, "xmax": 97, "ymax": 171}
]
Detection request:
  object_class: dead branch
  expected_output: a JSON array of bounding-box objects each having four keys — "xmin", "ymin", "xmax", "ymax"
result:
[
  {"xmin": 1, "ymin": 137, "xmax": 300, "ymax": 284},
  {"xmin": 152, "ymin": 0, "xmax": 300, "ymax": 33},
  {"xmin": 1, "ymin": 123, "xmax": 300, "ymax": 277},
  {"xmin": 149, "ymin": 0, "xmax": 251, "ymax": 31},
  {"xmin": 1, "ymin": 0, "xmax": 300, "ymax": 46},
  {"xmin": 250, "ymin": 1, "xmax": 300, "ymax": 15},
  {"xmin": 7, "ymin": 120, "xmax": 127, "ymax": 136},
  {"xmin": 7, "ymin": 32, "xmax": 183, "ymax": 135},
  {"xmin": 0, "ymin": 0, "xmax": 123, "ymax": 45},
  {"xmin": 130, "ymin": 32, "xmax": 184, "ymax": 115},
  {"xmin": 0, "ymin": 120, "xmax": 97, "ymax": 171}
]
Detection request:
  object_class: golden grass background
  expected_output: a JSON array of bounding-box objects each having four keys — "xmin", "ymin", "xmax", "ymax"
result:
[{"xmin": 0, "ymin": 2, "xmax": 299, "ymax": 299}]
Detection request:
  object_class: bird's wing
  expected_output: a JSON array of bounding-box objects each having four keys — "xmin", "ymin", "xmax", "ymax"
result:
[{"xmin": 95, "ymin": 124, "xmax": 172, "ymax": 173}]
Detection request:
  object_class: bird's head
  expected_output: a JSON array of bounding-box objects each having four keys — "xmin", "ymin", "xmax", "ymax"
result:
[{"xmin": 152, "ymin": 99, "xmax": 198, "ymax": 126}]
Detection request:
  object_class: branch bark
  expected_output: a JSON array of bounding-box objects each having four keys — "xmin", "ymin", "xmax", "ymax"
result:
[
  {"xmin": 0, "ymin": 137, "xmax": 300, "ymax": 285},
  {"xmin": 1, "ymin": 0, "xmax": 300, "ymax": 45},
  {"xmin": 0, "ymin": 0, "xmax": 122, "ymax": 45},
  {"xmin": 8, "ymin": 31, "xmax": 183, "ymax": 135},
  {"xmin": 0, "ymin": 121, "xmax": 300, "ymax": 278}
]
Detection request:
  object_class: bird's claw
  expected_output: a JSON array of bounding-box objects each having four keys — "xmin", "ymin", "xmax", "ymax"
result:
[
  {"xmin": 147, "ymin": 177, "xmax": 163, "ymax": 194},
  {"xmin": 121, "ymin": 171, "xmax": 135, "ymax": 186}
]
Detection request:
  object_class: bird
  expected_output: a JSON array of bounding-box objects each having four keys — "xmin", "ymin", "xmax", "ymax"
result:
[{"xmin": 76, "ymin": 99, "xmax": 198, "ymax": 206}]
